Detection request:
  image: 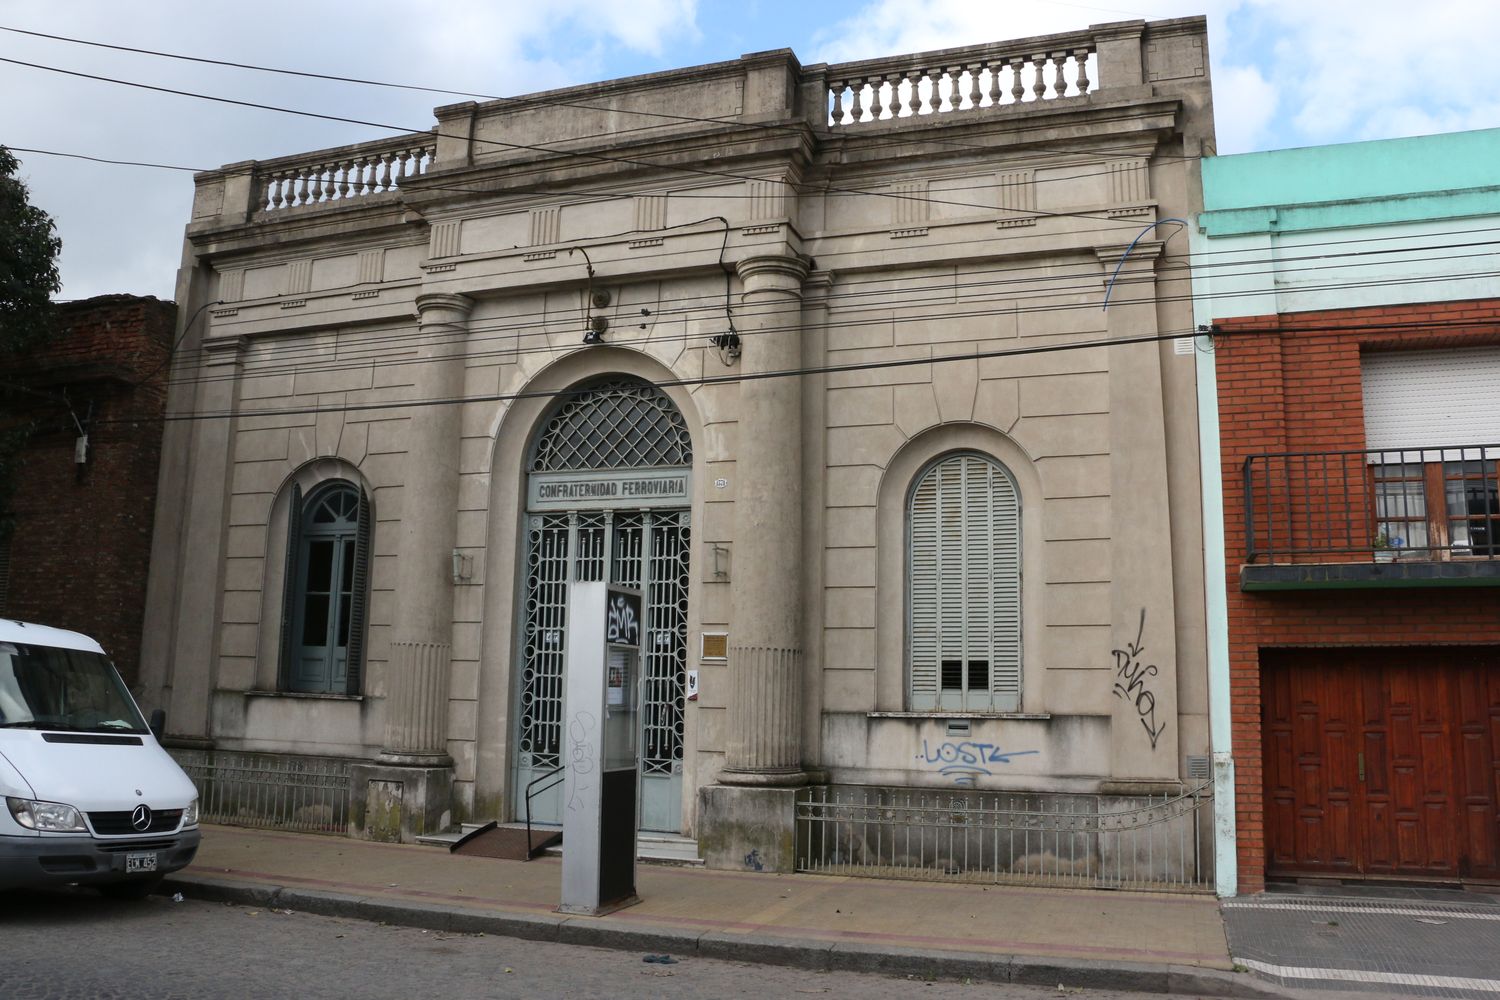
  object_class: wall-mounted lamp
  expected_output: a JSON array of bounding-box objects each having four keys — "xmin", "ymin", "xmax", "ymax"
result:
[
  {"xmin": 583, "ymin": 314, "xmax": 609, "ymax": 345},
  {"xmin": 709, "ymin": 330, "xmax": 740, "ymax": 364}
]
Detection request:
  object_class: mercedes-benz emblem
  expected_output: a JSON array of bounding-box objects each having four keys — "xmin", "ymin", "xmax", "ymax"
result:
[{"xmin": 130, "ymin": 804, "xmax": 152, "ymax": 832}]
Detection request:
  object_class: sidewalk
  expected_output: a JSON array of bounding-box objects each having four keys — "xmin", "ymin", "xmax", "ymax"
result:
[
  {"xmin": 164, "ymin": 824, "xmax": 1272, "ymax": 997},
  {"xmin": 1223, "ymin": 885, "xmax": 1500, "ymax": 998}
]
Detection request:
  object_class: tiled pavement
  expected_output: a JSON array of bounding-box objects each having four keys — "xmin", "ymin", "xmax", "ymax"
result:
[{"xmin": 1223, "ymin": 884, "xmax": 1500, "ymax": 998}]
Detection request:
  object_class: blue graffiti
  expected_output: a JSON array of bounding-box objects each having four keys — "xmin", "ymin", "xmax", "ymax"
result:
[
  {"xmin": 915, "ymin": 740, "xmax": 1040, "ymax": 787},
  {"xmin": 743, "ymin": 849, "xmax": 764, "ymax": 872}
]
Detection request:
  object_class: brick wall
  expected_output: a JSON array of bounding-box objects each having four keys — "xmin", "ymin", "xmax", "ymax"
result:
[
  {"xmin": 0, "ymin": 295, "xmax": 176, "ymax": 687},
  {"xmin": 1215, "ymin": 297, "xmax": 1500, "ymax": 893}
]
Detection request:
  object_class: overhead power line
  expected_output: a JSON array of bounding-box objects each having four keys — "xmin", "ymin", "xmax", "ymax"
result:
[
  {"xmin": 0, "ymin": 22, "xmax": 1206, "ymax": 171},
  {"xmin": 154, "ymin": 238, "xmax": 1500, "ymax": 389},
  {"xmin": 0, "ymin": 54, "xmax": 1192, "ymax": 228}
]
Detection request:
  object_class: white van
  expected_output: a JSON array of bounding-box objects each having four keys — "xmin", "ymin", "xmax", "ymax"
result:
[{"xmin": 0, "ymin": 620, "xmax": 200, "ymax": 897}]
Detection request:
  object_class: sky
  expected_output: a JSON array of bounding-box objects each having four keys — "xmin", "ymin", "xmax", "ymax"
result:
[{"xmin": 1, "ymin": 0, "xmax": 1495, "ymax": 302}]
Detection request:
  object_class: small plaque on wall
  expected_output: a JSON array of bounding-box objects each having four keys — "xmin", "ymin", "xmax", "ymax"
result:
[{"xmin": 700, "ymin": 632, "xmax": 728, "ymax": 661}]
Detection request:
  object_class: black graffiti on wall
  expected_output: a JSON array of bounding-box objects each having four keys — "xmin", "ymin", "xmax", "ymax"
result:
[{"xmin": 1112, "ymin": 609, "xmax": 1166, "ymax": 750}]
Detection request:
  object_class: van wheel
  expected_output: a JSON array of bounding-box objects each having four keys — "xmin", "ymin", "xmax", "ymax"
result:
[{"xmin": 98, "ymin": 877, "xmax": 163, "ymax": 900}]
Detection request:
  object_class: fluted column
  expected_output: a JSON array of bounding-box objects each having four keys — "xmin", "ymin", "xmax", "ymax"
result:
[
  {"xmin": 721, "ymin": 254, "xmax": 810, "ymax": 785},
  {"xmin": 378, "ymin": 292, "xmax": 473, "ymax": 766}
]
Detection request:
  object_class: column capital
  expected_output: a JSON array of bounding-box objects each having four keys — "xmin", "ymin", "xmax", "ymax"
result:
[
  {"xmin": 803, "ymin": 270, "xmax": 836, "ymax": 299},
  {"xmin": 736, "ymin": 254, "xmax": 811, "ymax": 292},
  {"xmin": 414, "ymin": 291, "xmax": 476, "ymax": 322}
]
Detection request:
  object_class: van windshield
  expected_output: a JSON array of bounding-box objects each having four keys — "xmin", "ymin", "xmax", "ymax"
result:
[{"xmin": 0, "ymin": 642, "xmax": 148, "ymax": 734}]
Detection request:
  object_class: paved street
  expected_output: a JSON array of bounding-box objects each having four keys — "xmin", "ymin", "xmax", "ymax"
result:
[{"xmin": 0, "ymin": 888, "xmax": 1160, "ymax": 999}]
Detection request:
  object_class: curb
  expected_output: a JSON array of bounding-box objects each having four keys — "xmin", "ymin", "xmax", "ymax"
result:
[{"xmin": 161, "ymin": 873, "xmax": 1284, "ymax": 998}]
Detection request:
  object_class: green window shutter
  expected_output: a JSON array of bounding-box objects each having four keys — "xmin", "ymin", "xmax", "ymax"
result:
[
  {"xmin": 907, "ymin": 454, "xmax": 1021, "ymax": 712},
  {"xmin": 344, "ymin": 487, "xmax": 372, "ymax": 696},
  {"xmin": 277, "ymin": 482, "xmax": 303, "ymax": 691}
]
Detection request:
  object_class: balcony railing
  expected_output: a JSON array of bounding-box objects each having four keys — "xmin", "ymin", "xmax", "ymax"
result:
[{"xmin": 1243, "ymin": 444, "xmax": 1500, "ymax": 565}]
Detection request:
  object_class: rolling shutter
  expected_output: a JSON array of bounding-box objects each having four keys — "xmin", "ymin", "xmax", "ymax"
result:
[
  {"xmin": 1363, "ymin": 347, "xmax": 1500, "ymax": 451},
  {"xmin": 908, "ymin": 454, "xmax": 1021, "ymax": 711}
]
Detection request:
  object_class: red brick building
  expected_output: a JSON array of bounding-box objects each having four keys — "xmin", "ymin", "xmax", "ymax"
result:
[
  {"xmin": 1214, "ymin": 300, "xmax": 1500, "ymax": 892},
  {"xmin": 0, "ymin": 294, "xmax": 176, "ymax": 687}
]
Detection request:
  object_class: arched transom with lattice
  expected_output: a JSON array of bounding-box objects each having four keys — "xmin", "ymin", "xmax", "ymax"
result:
[{"xmin": 530, "ymin": 379, "xmax": 692, "ymax": 472}]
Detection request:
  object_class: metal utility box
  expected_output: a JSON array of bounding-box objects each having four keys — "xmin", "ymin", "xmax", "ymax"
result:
[{"xmin": 559, "ymin": 582, "xmax": 642, "ymax": 915}]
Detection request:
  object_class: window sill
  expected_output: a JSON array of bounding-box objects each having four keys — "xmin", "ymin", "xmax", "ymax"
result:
[
  {"xmin": 245, "ymin": 690, "xmax": 364, "ymax": 702},
  {"xmin": 867, "ymin": 711, "xmax": 1051, "ymax": 721}
]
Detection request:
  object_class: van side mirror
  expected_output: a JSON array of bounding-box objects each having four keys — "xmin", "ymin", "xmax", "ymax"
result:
[{"xmin": 149, "ymin": 708, "xmax": 165, "ymax": 741}]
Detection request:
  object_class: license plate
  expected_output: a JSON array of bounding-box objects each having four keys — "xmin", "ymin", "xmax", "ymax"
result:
[{"xmin": 125, "ymin": 852, "xmax": 158, "ymax": 874}]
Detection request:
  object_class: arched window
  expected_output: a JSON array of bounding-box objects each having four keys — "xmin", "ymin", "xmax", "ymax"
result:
[
  {"xmin": 907, "ymin": 453, "xmax": 1021, "ymax": 712},
  {"xmin": 279, "ymin": 481, "xmax": 371, "ymax": 695}
]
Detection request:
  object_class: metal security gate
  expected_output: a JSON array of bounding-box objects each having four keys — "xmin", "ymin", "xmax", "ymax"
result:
[
  {"xmin": 796, "ymin": 782, "xmax": 1215, "ymax": 892},
  {"xmin": 514, "ymin": 509, "xmax": 690, "ymax": 832}
]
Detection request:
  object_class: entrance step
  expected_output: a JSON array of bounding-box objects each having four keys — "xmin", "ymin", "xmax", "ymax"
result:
[
  {"xmin": 426, "ymin": 824, "xmax": 702, "ymax": 866},
  {"xmin": 413, "ymin": 822, "xmax": 490, "ymax": 848}
]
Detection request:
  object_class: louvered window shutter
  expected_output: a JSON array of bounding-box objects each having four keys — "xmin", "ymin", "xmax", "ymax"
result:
[
  {"xmin": 907, "ymin": 454, "xmax": 1021, "ymax": 712},
  {"xmin": 344, "ymin": 487, "xmax": 372, "ymax": 696},
  {"xmin": 277, "ymin": 482, "xmax": 303, "ymax": 690}
]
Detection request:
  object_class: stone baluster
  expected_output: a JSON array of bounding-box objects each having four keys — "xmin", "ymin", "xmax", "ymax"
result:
[
  {"xmin": 1032, "ymin": 53, "xmax": 1048, "ymax": 99},
  {"xmin": 1010, "ymin": 57, "xmax": 1026, "ymax": 103},
  {"xmin": 944, "ymin": 66, "xmax": 959, "ymax": 110},
  {"xmin": 830, "ymin": 84, "xmax": 844, "ymax": 124},
  {"xmin": 849, "ymin": 80, "xmax": 864, "ymax": 122},
  {"xmin": 1074, "ymin": 47, "xmax": 1091, "ymax": 94},
  {"xmin": 986, "ymin": 62, "xmax": 1001, "ymax": 105},
  {"xmin": 376, "ymin": 153, "xmax": 392, "ymax": 192},
  {"xmin": 968, "ymin": 64, "xmax": 983, "ymax": 107},
  {"xmin": 1052, "ymin": 51, "xmax": 1069, "ymax": 97},
  {"xmin": 923, "ymin": 67, "xmax": 939, "ymax": 112},
  {"xmin": 906, "ymin": 70, "xmax": 922, "ymax": 115}
]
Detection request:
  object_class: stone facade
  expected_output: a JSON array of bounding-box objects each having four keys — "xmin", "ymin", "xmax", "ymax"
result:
[{"xmin": 143, "ymin": 19, "xmax": 1217, "ymax": 867}]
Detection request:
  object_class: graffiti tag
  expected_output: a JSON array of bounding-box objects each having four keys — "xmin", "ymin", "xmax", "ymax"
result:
[
  {"xmin": 1112, "ymin": 609, "xmax": 1166, "ymax": 750},
  {"xmin": 915, "ymin": 740, "xmax": 1040, "ymax": 787},
  {"xmin": 606, "ymin": 593, "xmax": 639, "ymax": 645}
]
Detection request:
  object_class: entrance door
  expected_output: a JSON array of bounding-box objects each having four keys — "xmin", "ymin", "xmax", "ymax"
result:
[
  {"xmin": 514, "ymin": 510, "xmax": 690, "ymax": 833},
  {"xmin": 1263, "ymin": 647, "xmax": 1500, "ymax": 881}
]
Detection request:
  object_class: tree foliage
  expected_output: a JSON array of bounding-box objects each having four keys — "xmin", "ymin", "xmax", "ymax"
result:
[{"xmin": 0, "ymin": 146, "xmax": 61, "ymax": 353}]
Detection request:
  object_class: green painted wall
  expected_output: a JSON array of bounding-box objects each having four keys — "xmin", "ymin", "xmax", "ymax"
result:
[{"xmin": 1200, "ymin": 127, "xmax": 1500, "ymax": 236}]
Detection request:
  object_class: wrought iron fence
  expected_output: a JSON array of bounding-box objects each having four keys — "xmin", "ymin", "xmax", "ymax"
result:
[
  {"xmin": 1243, "ymin": 444, "xmax": 1500, "ymax": 564},
  {"xmin": 795, "ymin": 781, "xmax": 1213, "ymax": 892},
  {"xmin": 170, "ymin": 749, "xmax": 352, "ymax": 835}
]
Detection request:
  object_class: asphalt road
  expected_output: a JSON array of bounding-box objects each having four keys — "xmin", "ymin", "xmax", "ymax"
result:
[{"xmin": 0, "ymin": 887, "xmax": 1158, "ymax": 999}]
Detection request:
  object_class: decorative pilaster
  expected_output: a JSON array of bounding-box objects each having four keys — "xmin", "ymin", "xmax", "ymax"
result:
[
  {"xmin": 377, "ymin": 292, "xmax": 473, "ymax": 767},
  {"xmin": 380, "ymin": 640, "xmax": 452, "ymax": 763},
  {"xmin": 720, "ymin": 254, "xmax": 811, "ymax": 785},
  {"xmin": 1095, "ymin": 241, "xmax": 1180, "ymax": 784}
]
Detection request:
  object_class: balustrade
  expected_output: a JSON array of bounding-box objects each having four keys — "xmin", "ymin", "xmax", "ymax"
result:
[
  {"xmin": 826, "ymin": 45, "xmax": 1093, "ymax": 127},
  {"xmin": 256, "ymin": 137, "xmax": 435, "ymax": 212}
]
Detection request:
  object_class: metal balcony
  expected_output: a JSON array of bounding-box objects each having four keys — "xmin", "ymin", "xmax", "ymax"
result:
[{"xmin": 1240, "ymin": 444, "xmax": 1500, "ymax": 590}]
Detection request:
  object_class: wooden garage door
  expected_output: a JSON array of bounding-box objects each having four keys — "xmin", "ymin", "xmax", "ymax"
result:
[{"xmin": 1263, "ymin": 647, "xmax": 1500, "ymax": 882}]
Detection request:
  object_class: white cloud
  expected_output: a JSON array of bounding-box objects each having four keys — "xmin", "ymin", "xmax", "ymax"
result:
[
  {"xmin": 3, "ymin": 0, "xmax": 702, "ymax": 299},
  {"xmin": 1210, "ymin": 63, "xmax": 1278, "ymax": 153}
]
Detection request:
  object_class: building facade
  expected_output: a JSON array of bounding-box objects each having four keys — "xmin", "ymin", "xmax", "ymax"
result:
[
  {"xmin": 0, "ymin": 294, "xmax": 176, "ymax": 687},
  {"xmin": 144, "ymin": 18, "xmax": 1218, "ymax": 876},
  {"xmin": 1194, "ymin": 129, "xmax": 1500, "ymax": 893}
]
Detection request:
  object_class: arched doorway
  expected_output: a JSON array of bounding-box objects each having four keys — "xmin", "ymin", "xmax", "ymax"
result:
[{"xmin": 513, "ymin": 378, "xmax": 692, "ymax": 833}]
